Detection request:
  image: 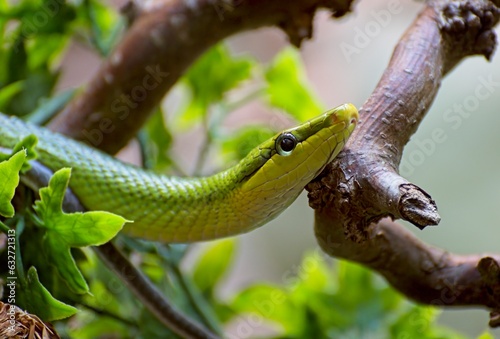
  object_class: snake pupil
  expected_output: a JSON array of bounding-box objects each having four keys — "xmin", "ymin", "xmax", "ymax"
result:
[
  {"xmin": 276, "ymin": 133, "xmax": 297, "ymax": 156},
  {"xmin": 280, "ymin": 137, "xmax": 295, "ymax": 152}
]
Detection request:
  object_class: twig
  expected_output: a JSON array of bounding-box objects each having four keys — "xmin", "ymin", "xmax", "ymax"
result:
[
  {"xmin": 94, "ymin": 243, "xmax": 219, "ymax": 339},
  {"xmin": 78, "ymin": 303, "xmax": 138, "ymax": 328}
]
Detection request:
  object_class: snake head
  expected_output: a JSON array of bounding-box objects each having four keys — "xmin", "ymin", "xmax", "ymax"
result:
[{"xmin": 233, "ymin": 103, "xmax": 358, "ymax": 226}]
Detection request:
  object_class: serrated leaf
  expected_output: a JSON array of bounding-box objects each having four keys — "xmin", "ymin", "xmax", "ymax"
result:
[
  {"xmin": 0, "ymin": 150, "xmax": 26, "ymax": 217},
  {"xmin": 18, "ymin": 266, "xmax": 78, "ymax": 321},
  {"xmin": 33, "ymin": 168, "xmax": 128, "ymax": 293},
  {"xmin": 34, "ymin": 168, "xmax": 127, "ymax": 246},
  {"xmin": 192, "ymin": 238, "xmax": 236, "ymax": 295},
  {"xmin": 11, "ymin": 134, "xmax": 38, "ymax": 172},
  {"xmin": 265, "ymin": 48, "xmax": 323, "ymax": 121}
]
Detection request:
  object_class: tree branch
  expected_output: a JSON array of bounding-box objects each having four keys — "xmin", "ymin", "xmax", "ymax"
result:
[
  {"xmin": 315, "ymin": 215, "xmax": 500, "ymax": 326},
  {"xmin": 48, "ymin": 0, "xmax": 355, "ymax": 154},
  {"xmin": 308, "ymin": 0, "xmax": 500, "ymax": 327}
]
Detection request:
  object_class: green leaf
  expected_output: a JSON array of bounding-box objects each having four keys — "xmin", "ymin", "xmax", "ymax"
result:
[
  {"xmin": 10, "ymin": 134, "xmax": 38, "ymax": 172},
  {"xmin": 476, "ymin": 332, "xmax": 494, "ymax": 339},
  {"xmin": 6, "ymin": 38, "xmax": 27, "ymax": 85},
  {"xmin": 265, "ymin": 48, "xmax": 324, "ymax": 121},
  {"xmin": 231, "ymin": 283, "xmax": 302, "ymax": 335},
  {"xmin": 294, "ymin": 251, "xmax": 331, "ymax": 292},
  {"xmin": 390, "ymin": 306, "xmax": 437, "ymax": 338},
  {"xmin": 84, "ymin": 0, "xmax": 124, "ymax": 56},
  {"xmin": 69, "ymin": 315, "xmax": 131, "ymax": 339},
  {"xmin": 33, "ymin": 168, "xmax": 128, "ymax": 293},
  {"xmin": 18, "ymin": 0, "xmax": 76, "ymax": 36},
  {"xmin": 0, "ymin": 150, "xmax": 26, "ymax": 217},
  {"xmin": 26, "ymin": 34, "xmax": 70, "ymax": 70},
  {"xmin": 18, "ymin": 266, "xmax": 78, "ymax": 321},
  {"xmin": 5, "ymin": 69, "xmax": 59, "ymax": 116},
  {"xmin": 34, "ymin": 168, "xmax": 127, "ymax": 246},
  {"xmin": 143, "ymin": 108, "xmax": 173, "ymax": 171},
  {"xmin": 389, "ymin": 306, "xmax": 468, "ymax": 339},
  {"xmin": 0, "ymin": 80, "xmax": 23, "ymax": 110},
  {"xmin": 43, "ymin": 235, "xmax": 90, "ymax": 293},
  {"xmin": 179, "ymin": 44, "xmax": 254, "ymax": 127},
  {"xmin": 192, "ymin": 238, "xmax": 236, "ymax": 295}
]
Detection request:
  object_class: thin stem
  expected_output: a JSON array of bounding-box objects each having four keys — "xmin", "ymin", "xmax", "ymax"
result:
[
  {"xmin": 168, "ymin": 260, "xmax": 222, "ymax": 334},
  {"xmin": 0, "ymin": 220, "xmax": 11, "ymax": 234},
  {"xmin": 78, "ymin": 302, "xmax": 138, "ymax": 328},
  {"xmin": 94, "ymin": 243, "xmax": 220, "ymax": 339}
]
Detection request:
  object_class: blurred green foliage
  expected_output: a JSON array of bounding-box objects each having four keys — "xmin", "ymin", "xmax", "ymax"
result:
[{"xmin": 0, "ymin": 0, "xmax": 493, "ymax": 338}]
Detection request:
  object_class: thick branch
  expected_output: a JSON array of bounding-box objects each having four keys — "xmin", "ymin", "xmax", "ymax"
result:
[
  {"xmin": 315, "ymin": 214, "xmax": 500, "ymax": 325},
  {"xmin": 48, "ymin": 0, "xmax": 355, "ymax": 154},
  {"xmin": 308, "ymin": 0, "xmax": 500, "ymax": 326}
]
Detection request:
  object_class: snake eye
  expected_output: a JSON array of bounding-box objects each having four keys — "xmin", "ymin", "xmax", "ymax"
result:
[{"xmin": 276, "ymin": 133, "xmax": 297, "ymax": 156}]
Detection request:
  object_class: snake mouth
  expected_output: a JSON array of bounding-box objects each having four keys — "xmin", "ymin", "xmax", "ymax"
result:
[{"xmin": 330, "ymin": 103, "xmax": 358, "ymax": 124}]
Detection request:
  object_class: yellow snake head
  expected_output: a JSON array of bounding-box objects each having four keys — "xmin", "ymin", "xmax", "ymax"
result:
[{"xmin": 233, "ymin": 103, "xmax": 358, "ymax": 229}]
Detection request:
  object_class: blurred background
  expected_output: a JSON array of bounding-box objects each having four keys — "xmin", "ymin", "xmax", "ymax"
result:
[{"xmin": 58, "ymin": 0, "xmax": 500, "ymax": 337}]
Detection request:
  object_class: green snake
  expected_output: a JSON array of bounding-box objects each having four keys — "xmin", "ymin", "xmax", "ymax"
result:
[{"xmin": 0, "ymin": 104, "xmax": 358, "ymax": 242}]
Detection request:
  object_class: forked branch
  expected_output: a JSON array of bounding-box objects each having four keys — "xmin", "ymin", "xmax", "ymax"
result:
[{"xmin": 308, "ymin": 0, "xmax": 500, "ymax": 327}]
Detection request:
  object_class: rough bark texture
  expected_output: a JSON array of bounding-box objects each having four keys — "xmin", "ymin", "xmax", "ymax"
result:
[
  {"xmin": 47, "ymin": 0, "xmax": 500, "ymax": 329},
  {"xmin": 308, "ymin": 0, "xmax": 500, "ymax": 326}
]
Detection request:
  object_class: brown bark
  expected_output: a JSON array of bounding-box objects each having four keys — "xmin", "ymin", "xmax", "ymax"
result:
[{"xmin": 308, "ymin": 0, "xmax": 500, "ymax": 326}]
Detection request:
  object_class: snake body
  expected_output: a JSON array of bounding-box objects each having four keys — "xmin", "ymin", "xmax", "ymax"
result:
[{"xmin": 0, "ymin": 104, "xmax": 358, "ymax": 242}]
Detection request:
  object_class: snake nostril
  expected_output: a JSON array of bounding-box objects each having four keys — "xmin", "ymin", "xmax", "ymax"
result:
[{"xmin": 350, "ymin": 118, "xmax": 357, "ymax": 125}]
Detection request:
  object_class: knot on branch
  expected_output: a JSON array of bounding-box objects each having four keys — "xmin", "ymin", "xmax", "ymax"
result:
[
  {"xmin": 440, "ymin": 0, "xmax": 500, "ymax": 60},
  {"xmin": 307, "ymin": 155, "xmax": 393, "ymax": 243},
  {"xmin": 277, "ymin": 0, "xmax": 355, "ymax": 47},
  {"xmin": 399, "ymin": 184, "xmax": 440, "ymax": 229},
  {"xmin": 327, "ymin": 0, "xmax": 354, "ymax": 18},
  {"xmin": 307, "ymin": 147, "xmax": 442, "ymax": 242},
  {"xmin": 278, "ymin": 8, "xmax": 315, "ymax": 48}
]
